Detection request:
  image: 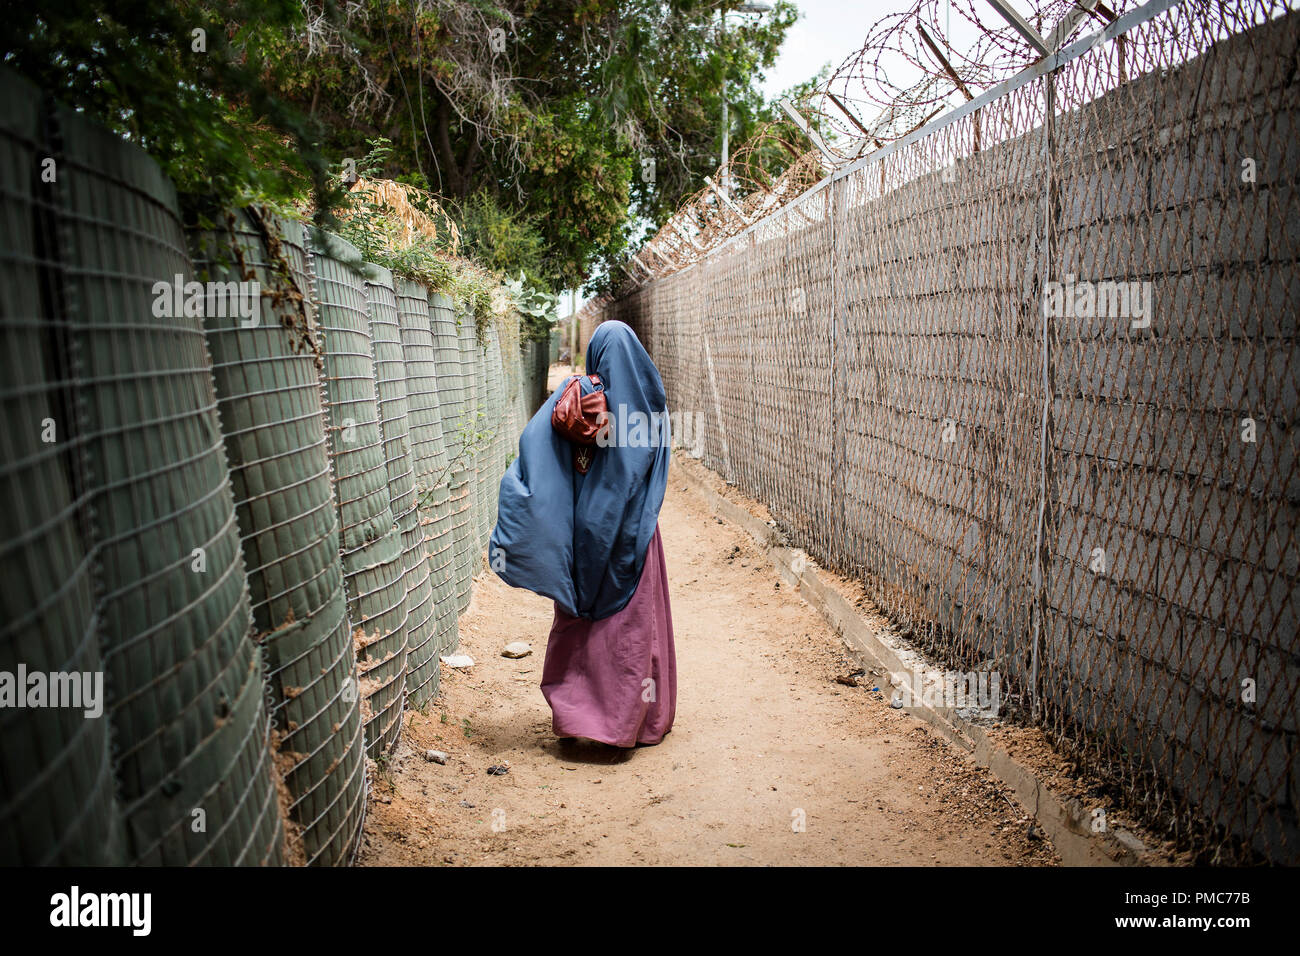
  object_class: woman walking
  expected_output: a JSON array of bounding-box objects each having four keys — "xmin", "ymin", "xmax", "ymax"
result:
[{"xmin": 490, "ymin": 320, "xmax": 676, "ymax": 747}]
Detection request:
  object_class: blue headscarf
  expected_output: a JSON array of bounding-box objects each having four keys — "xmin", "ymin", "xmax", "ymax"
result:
[{"xmin": 490, "ymin": 320, "xmax": 670, "ymax": 620}]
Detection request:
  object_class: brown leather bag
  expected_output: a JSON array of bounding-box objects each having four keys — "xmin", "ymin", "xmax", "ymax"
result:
[{"xmin": 552, "ymin": 374, "xmax": 609, "ymax": 472}]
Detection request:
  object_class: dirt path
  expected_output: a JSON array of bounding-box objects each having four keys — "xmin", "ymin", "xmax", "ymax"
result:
[{"xmin": 358, "ymin": 460, "xmax": 1060, "ymax": 866}]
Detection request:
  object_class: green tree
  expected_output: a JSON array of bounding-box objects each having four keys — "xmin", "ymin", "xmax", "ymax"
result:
[
  {"xmin": 5, "ymin": 1, "xmax": 801, "ymax": 290},
  {"xmin": 260, "ymin": 0, "xmax": 797, "ymax": 287},
  {"xmin": 2, "ymin": 0, "xmax": 338, "ymax": 218}
]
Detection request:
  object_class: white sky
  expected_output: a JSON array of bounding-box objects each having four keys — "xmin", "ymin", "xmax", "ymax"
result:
[
  {"xmin": 760, "ymin": 0, "xmax": 886, "ymax": 98},
  {"xmin": 759, "ymin": 0, "xmax": 986, "ymax": 99}
]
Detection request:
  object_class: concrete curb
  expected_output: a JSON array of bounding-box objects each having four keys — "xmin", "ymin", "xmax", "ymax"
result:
[{"xmin": 673, "ymin": 455, "xmax": 1153, "ymax": 867}]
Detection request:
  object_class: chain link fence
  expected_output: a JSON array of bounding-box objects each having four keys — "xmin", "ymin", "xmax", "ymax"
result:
[{"xmin": 593, "ymin": 0, "xmax": 1299, "ymax": 863}]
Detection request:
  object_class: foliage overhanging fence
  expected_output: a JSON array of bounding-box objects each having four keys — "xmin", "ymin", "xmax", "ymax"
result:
[
  {"xmin": 591, "ymin": 0, "xmax": 1300, "ymax": 863},
  {"xmin": 0, "ymin": 65, "xmax": 545, "ymax": 865}
]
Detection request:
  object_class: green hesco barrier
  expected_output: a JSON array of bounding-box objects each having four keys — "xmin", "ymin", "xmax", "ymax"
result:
[
  {"xmin": 519, "ymin": 333, "xmax": 551, "ymax": 418},
  {"xmin": 496, "ymin": 315, "xmax": 516, "ymax": 493},
  {"xmin": 500, "ymin": 311, "xmax": 525, "ymax": 445},
  {"xmin": 434, "ymin": 297, "xmax": 467, "ymax": 460},
  {"xmin": 518, "ymin": 341, "xmax": 536, "ymax": 418},
  {"xmin": 534, "ymin": 339, "xmax": 550, "ymax": 412},
  {"xmin": 424, "ymin": 292, "xmax": 460, "ymax": 659},
  {"xmin": 478, "ymin": 324, "xmax": 504, "ymax": 549},
  {"xmin": 433, "ymin": 297, "xmax": 469, "ymax": 651},
  {"xmin": 445, "ymin": 467, "xmax": 472, "ymax": 633},
  {"xmin": 396, "ymin": 280, "xmax": 456, "ymax": 702},
  {"xmin": 474, "ymin": 322, "xmax": 496, "ymax": 562},
  {"xmin": 366, "ymin": 267, "xmax": 421, "ymax": 719},
  {"xmin": 537, "ymin": 336, "xmax": 554, "ymax": 409},
  {"xmin": 500, "ymin": 320, "xmax": 518, "ymax": 515},
  {"xmin": 504, "ymin": 318, "xmax": 521, "ymax": 476},
  {"xmin": 509, "ymin": 319, "xmax": 527, "ymax": 441},
  {"xmin": 472, "ymin": 334, "xmax": 490, "ymax": 554},
  {"xmin": 454, "ymin": 308, "xmax": 481, "ymax": 613},
  {"xmin": 310, "ymin": 232, "xmax": 406, "ymax": 758},
  {"xmin": 0, "ymin": 68, "xmax": 124, "ymax": 865},
  {"xmin": 189, "ymin": 210, "xmax": 364, "ymax": 866},
  {"xmin": 54, "ymin": 101, "xmax": 282, "ymax": 864}
]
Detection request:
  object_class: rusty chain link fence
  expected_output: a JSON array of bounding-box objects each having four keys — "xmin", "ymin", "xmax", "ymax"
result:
[{"xmin": 592, "ymin": 0, "xmax": 1299, "ymax": 863}]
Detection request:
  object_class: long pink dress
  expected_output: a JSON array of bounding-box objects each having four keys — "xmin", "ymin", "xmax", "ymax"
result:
[{"xmin": 540, "ymin": 525, "xmax": 676, "ymax": 747}]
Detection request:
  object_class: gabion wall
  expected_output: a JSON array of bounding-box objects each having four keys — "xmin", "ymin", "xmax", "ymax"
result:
[{"xmin": 0, "ymin": 65, "xmax": 531, "ymax": 865}]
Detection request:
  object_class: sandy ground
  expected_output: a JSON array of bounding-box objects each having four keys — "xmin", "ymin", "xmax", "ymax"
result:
[{"xmin": 357, "ymin": 453, "xmax": 1061, "ymax": 866}]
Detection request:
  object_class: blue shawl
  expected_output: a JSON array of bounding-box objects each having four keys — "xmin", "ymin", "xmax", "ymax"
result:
[{"xmin": 490, "ymin": 320, "xmax": 670, "ymax": 620}]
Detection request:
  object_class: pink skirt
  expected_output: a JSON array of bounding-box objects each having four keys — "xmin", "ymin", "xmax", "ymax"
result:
[{"xmin": 540, "ymin": 524, "xmax": 676, "ymax": 747}]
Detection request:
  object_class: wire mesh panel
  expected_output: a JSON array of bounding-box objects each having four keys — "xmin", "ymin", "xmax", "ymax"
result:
[
  {"xmin": 498, "ymin": 311, "xmax": 525, "ymax": 453},
  {"xmin": 434, "ymin": 296, "xmax": 468, "ymax": 463},
  {"xmin": 53, "ymin": 102, "xmax": 282, "ymax": 865},
  {"xmin": 594, "ymin": 0, "xmax": 1300, "ymax": 863},
  {"xmin": 432, "ymin": 293, "xmax": 468, "ymax": 654},
  {"xmin": 365, "ymin": 269, "xmax": 420, "ymax": 730},
  {"xmin": 396, "ymin": 280, "xmax": 456, "ymax": 702},
  {"xmin": 0, "ymin": 66, "xmax": 541, "ymax": 863},
  {"xmin": 502, "ymin": 316, "xmax": 518, "ymax": 437},
  {"xmin": 519, "ymin": 338, "xmax": 535, "ymax": 417},
  {"xmin": 0, "ymin": 67, "xmax": 124, "ymax": 865},
  {"xmin": 453, "ymin": 307, "xmax": 481, "ymax": 613},
  {"xmin": 501, "ymin": 316, "xmax": 520, "ymax": 504},
  {"xmin": 470, "ymin": 321, "xmax": 490, "ymax": 559},
  {"xmin": 310, "ymin": 232, "xmax": 407, "ymax": 758},
  {"xmin": 498, "ymin": 321, "xmax": 518, "ymax": 516},
  {"xmin": 477, "ymin": 324, "xmax": 504, "ymax": 549},
  {"xmin": 521, "ymin": 338, "xmax": 546, "ymax": 416},
  {"xmin": 189, "ymin": 210, "xmax": 364, "ymax": 866}
]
